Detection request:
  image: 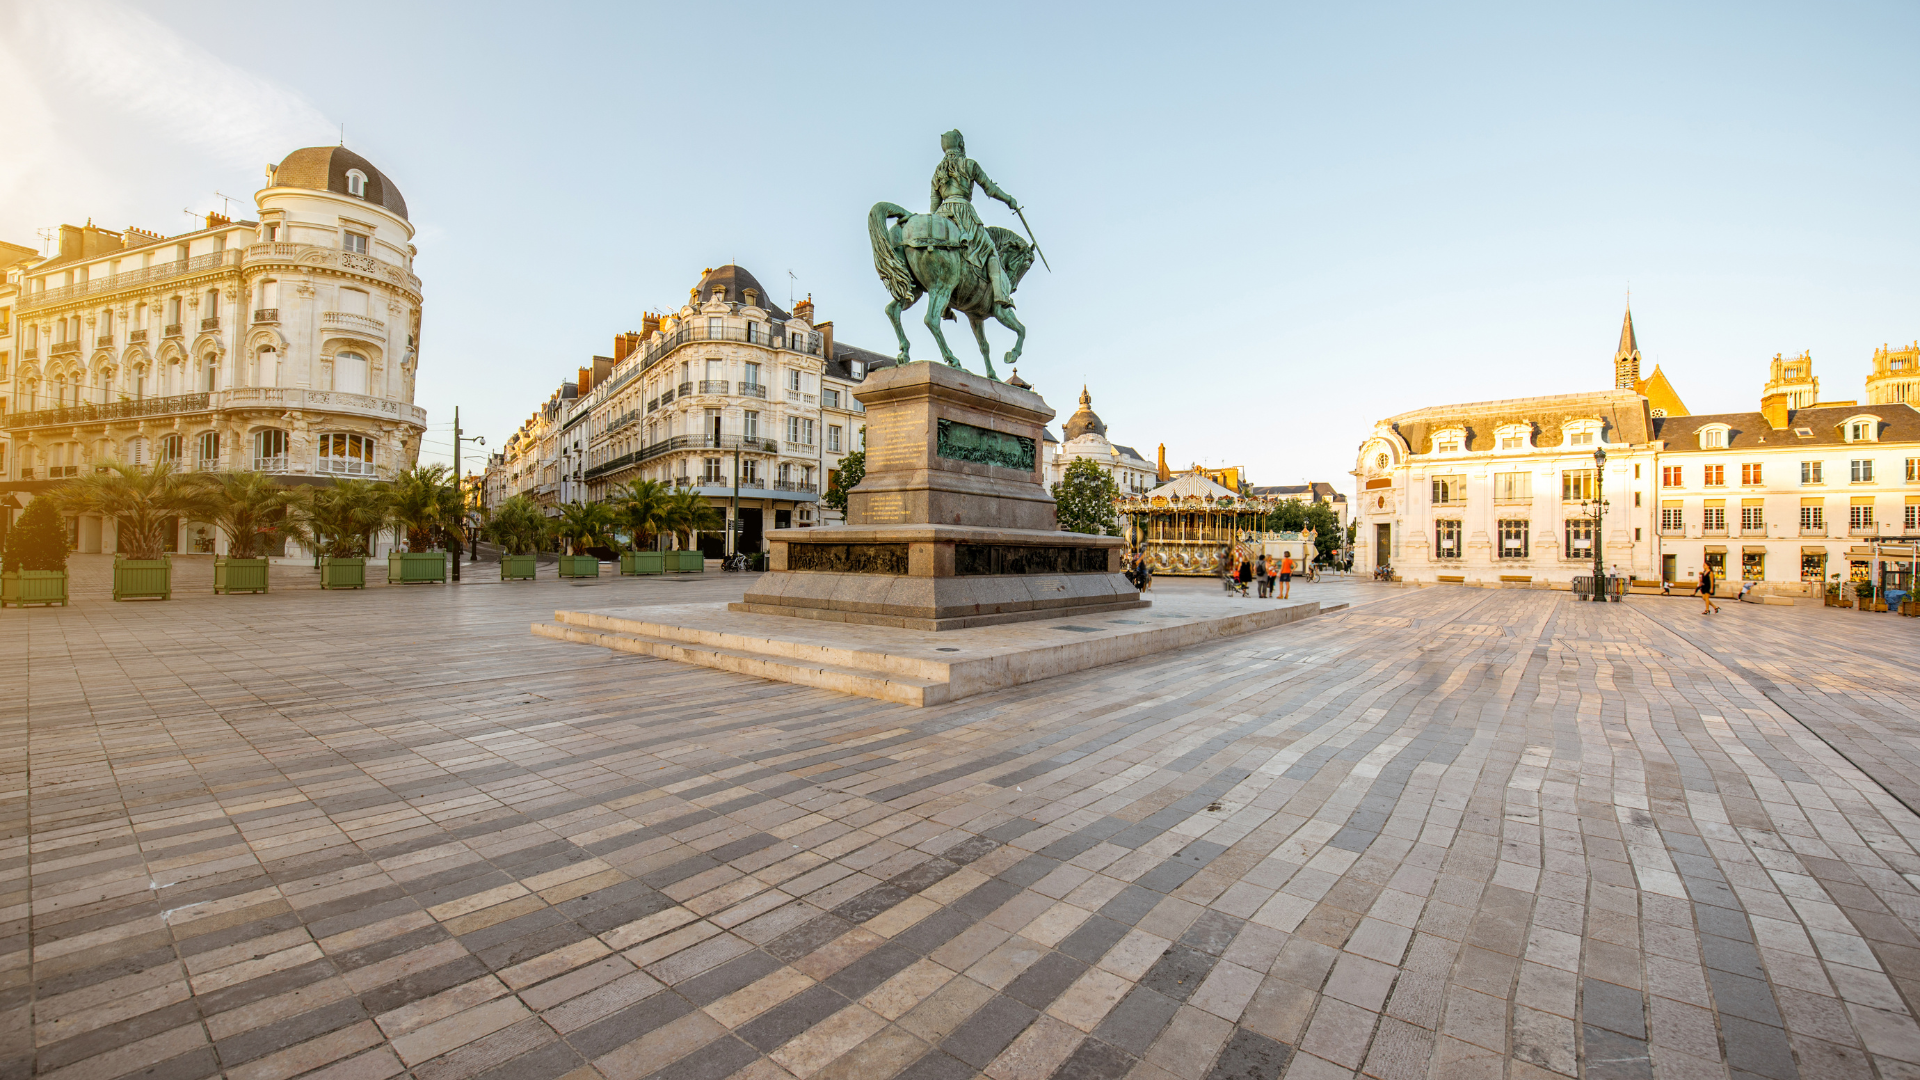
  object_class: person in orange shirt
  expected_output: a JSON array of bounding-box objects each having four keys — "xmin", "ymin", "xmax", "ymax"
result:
[{"xmin": 1278, "ymin": 553, "xmax": 1293, "ymax": 599}]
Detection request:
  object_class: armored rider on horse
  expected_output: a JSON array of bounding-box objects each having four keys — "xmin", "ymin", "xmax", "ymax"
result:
[{"xmin": 869, "ymin": 130, "xmax": 1040, "ymax": 381}]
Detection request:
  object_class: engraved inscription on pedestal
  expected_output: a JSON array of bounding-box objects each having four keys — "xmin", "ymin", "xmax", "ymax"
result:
[
  {"xmin": 936, "ymin": 420, "xmax": 1035, "ymax": 472},
  {"xmin": 954, "ymin": 544, "xmax": 1110, "ymax": 575},
  {"xmin": 788, "ymin": 543, "xmax": 910, "ymax": 575},
  {"xmin": 862, "ymin": 493, "xmax": 907, "ymax": 524}
]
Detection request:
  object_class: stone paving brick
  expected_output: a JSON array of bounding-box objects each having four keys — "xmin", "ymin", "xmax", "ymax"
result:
[{"xmin": 17, "ymin": 576, "xmax": 1920, "ymax": 1078}]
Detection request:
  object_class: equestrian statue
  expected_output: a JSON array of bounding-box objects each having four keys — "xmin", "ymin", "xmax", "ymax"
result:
[{"xmin": 869, "ymin": 129, "xmax": 1041, "ymax": 381}]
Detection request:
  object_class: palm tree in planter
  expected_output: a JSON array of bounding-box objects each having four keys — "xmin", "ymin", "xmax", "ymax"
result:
[
  {"xmin": 386, "ymin": 465, "xmax": 462, "ymax": 584},
  {"xmin": 610, "ymin": 478, "xmax": 670, "ymax": 575},
  {"xmin": 1, "ymin": 496, "xmax": 71, "ymax": 607},
  {"xmin": 206, "ymin": 471, "xmax": 301, "ymax": 594},
  {"xmin": 485, "ymin": 495, "xmax": 548, "ymax": 580},
  {"xmin": 661, "ymin": 488, "xmax": 723, "ymax": 572},
  {"xmin": 554, "ymin": 501, "xmax": 616, "ymax": 578},
  {"xmin": 58, "ymin": 462, "xmax": 216, "ymax": 601},
  {"xmin": 294, "ymin": 480, "xmax": 393, "ymax": 589}
]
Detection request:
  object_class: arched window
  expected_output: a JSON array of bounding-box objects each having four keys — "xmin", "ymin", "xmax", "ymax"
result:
[
  {"xmin": 317, "ymin": 433, "xmax": 375, "ymax": 476},
  {"xmin": 127, "ymin": 436, "xmax": 149, "ymax": 467},
  {"xmin": 253, "ymin": 347, "xmax": 277, "ymax": 388},
  {"xmin": 334, "ymin": 350, "xmax": 368, "ymax": 395},
  {"xmin": 346, "ymin": 169, "xmax": 367, "ymax": 197},
  {"xmin": 206, "ymin": 359, "xmax": 219, "ymax": 392},
  {"xmin": 197, "ymin": 432, "xmax": 221, "ymax": 470},
  {"xmin": 253, "ymin": 430, "xmax": 289, "ymax": 472},
  {"xmin": 158, "ymin": 434, "xmax": 184, "ymax": 464},
  {"xmin": 133, "ymin": 365, "xmax": 147, "ymax": 400}
]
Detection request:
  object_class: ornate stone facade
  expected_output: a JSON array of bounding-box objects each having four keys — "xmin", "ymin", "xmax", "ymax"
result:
[{"xmin": 1, "ymin": 146, "xmax": 427, "ymax": 554}]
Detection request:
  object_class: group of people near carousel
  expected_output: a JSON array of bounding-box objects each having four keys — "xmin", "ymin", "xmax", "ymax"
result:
[{"xmin": 1223, "ymin": 551, "xmax": 1298, "ymax": 599}]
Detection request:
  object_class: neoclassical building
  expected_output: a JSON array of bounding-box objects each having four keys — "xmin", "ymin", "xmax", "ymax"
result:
[
  {"xmin": 1, "ymin": 146, "xmax": 427, "ymax": 553},
  {"xmin": 1043, "ymin": 386, "xmax": 1156, "ymax": 495},
  {"xmin": 573, "ymin": 265, "xmax": 885, "ymax": 554}
]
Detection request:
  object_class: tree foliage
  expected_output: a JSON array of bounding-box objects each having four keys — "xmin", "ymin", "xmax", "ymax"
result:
[
  {"xmin": 1051, "ymin": 458, "xmax": 1121, "ymax": 536},
  {"xmin": 293, "ymin": 479, "xmax": 395, "ymax": 558},
  {"xmin": 661, "ymin": 488, "xmax": 725, "ymax": 550},
  {"xmin": 204, "ymin": 471, "xmax": 301, "ymax": 559},
  {"xmin": 57, "ymin": 462, "xmax": 218, "ymax": 561},
  {"xmin": 609, "ymin": 479, "xmax": 670, "ymax": 551},
  {"xmin": 4, "ymin": 496, "xmax": 69, "ymax": 573},
  {"xmin": 1263, "ymin": 498, "xmax": 1343, "ymax": 565},
  {"xmin": 823, "ymin": 449, "xmax": 865, "ymax": 514},
  {"xmin": 388, "ymin": 465, "xmax": 466, "ymax": 552},
  {"xmin": 556, "ymin": 501, "xmax": 617, "ymax": 555},
  {"xmin": 483, "ymin": 495, "xmax": 550, "ymax": 556}
]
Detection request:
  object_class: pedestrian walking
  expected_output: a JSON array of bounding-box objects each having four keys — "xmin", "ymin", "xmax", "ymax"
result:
[
  {"xmin": 1697, "ymin": 568, "xmax": 1720, "ymax": 614},
  {"xmin": 1278, "ymin": 553, "xmax": 1293, "ymax": 599},
  {"xmin": 1136, "ymin": 552, "xmax": 1152, "ymax": 592},
  {"xmin": 1235, "ymin": 556, "xmax": 1253, "ymax": 597},
  {"xmin": 1255, "ymin": 554, "xmax": 1270, "ymax": 598}
]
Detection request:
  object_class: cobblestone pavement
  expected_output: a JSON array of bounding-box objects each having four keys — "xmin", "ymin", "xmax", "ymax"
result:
[{"xmin": 9, "ymin": 575, "xmax": 1920, "ymax": 1080}]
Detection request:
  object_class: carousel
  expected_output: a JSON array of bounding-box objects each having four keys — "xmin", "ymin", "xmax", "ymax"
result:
[{"xmin": 1115, "ymin": 473, "xmax": 1291, "ymax": 576}]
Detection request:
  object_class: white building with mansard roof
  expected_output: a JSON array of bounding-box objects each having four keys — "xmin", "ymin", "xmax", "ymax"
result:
[{"xmin": 1, "ymin": 145, "xmax": 427, "ymax": 554}]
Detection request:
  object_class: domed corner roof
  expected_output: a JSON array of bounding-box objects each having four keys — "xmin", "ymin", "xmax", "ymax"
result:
[
  {"xmin": 691, "ymin": 265, "xmax": 788, "ymax": 318},
  {"xmin": 272, "ymin": 147, "xmax": 408, "ymax": 219},
  {"xmin": 1062, "ymin": 385, "xmax": 1107, "ymax": 441}
]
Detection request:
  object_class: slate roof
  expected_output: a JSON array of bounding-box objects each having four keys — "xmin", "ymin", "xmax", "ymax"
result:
[
  {"xmin": 827, "ymin": 342, "xmax": 892, "ymax": 382},
  {"xmin": 1652, "ymin": 402, "xmax": 1920, "ymax": 452},
  {"xmin": 275, "ymin": 147, "xmax": 408, "ymax": 219},
  {"xmin": 692, "ymin": 265, "xmax": 789, "ymax": 319},
  {"xmin": 1386, "ymin": 390, "xmax": 1654, "ymax": 454}
]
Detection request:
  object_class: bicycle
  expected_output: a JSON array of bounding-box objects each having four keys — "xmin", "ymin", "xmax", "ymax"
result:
[{"xmin": 722, "ymin": 552, "xmax": 749, "ymax": 572}]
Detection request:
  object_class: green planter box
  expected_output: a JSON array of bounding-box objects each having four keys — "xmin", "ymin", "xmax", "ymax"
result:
[
  {"xmin": 388, "ymin": 551, "xmax": 448, "ymax": 584},
  {"xmin": 559, "ymin": 554, "xmax": 600, "ymax": 578},
  {"xmin": 214, "ymin": 558, "xmax": 270, "ymax": 594},
  {"xmin": 621, "ymin": 551, "xmax": 667, "ymax": 575},
  {"xmin": 113, "ymin": 557, "xmax": 172, "ymax": 601},
  {"xmin": 1, "ymin": 569, "xmax": 68, "ymax": 607},
  {"xmin": 320, "ymin": 557, "xmax": 367, "ymax": 590},
  {"xmin": 671, "ymin": 550, "xmax": 705, "ymax": 573},
  {"xmin": 501, "ymin": 554, "xmax": 538, "ymax": 580}
]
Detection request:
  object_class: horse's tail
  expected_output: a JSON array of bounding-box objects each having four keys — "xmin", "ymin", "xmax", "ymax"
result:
[{"xmin": 869, "ymin": 202, "xmax": 917, "ymax": 306}]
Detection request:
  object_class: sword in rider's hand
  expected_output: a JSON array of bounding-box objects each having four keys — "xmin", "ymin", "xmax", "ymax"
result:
[{"xmin": 1011, "ymin": 203, "xmax": 1051, "ymax": 272}]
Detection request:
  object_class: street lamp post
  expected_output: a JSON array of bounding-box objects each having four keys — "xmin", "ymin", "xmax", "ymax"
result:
[
  {"xmin": 1584, "ymin": 446, "xmax": 1610, "ymax": 601},
  {"xmin": 451, "ymin": 406, "xmax": 486, "ymax": 581}
]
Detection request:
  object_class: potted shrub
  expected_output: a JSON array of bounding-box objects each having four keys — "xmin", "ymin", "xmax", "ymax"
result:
[
  {"xmin": 1824, "ymin": 579, "xmax": 1841, "ymax": 607},
  {"xmin": 555, "ymin": 500, "xmax": 615, "ymax": 578},
  {"xmin": 661, "ymin": 487, "xmax": 722, "ymax": 572},
  {"xmin": 206, "ymin": 471, "xmax": 299, "ymax": 594},
  {"xmin": 612, "ymin": 479, "xmax": 669, "ymax": 575},
  {"xmin": 59, "ymin": 462, "xmax": 215, "ymax": 601},
  {"xmin": 386, "ymin": 465, "xmax": 460, "ymax": 584},
  {"xmin": 1, "ymin": 496, "xmax": 71, "ymax": 607},
  {"xmin": 486, "ymin": 495, "xmax": 546, "ymax": 580},
  {"xmin": 297, "ymin": 480, "xmax": 392, "ymax": 589}
]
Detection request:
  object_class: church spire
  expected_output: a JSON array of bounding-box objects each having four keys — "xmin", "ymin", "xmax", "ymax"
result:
[{"xmin": 1613, "ymin": 306, "xmax": 1641, "ymax": 389}]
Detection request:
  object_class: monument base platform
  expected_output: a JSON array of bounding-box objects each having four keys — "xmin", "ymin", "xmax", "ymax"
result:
[
  {"xmin": 532, "ymin": 594, "xmax": 1341, "ymax": 707},
  {"xmin": 743, "ymin": 523, "xmax": 1138, "ymax": 630}
]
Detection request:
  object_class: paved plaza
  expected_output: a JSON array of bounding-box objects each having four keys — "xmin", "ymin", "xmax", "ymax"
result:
[{"xmin": 8, "ymin": 573, "xmax": 1920, "ymax": 1080}]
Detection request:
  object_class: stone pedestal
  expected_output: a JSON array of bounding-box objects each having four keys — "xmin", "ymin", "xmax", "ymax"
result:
[{"xmin": 736, "ymin": 362, "xmax": 1144, "ymax": 630}]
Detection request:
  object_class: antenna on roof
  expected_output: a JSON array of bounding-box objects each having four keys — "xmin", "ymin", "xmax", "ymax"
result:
[
  {"xmin": 214, "ymin": 192, "xmax": 240, "ymax": 217},
  {"xmin": 36, "ymin": 227, "xmax": 55, "ymax": 256},
  {"xmin": 339, "ymin": 123, "xmax": 345, "ymax": 147},
  {"xmin": 182, "ymin": 207, "xmax": 198, "ymax": 227},
  {"xmin": 787, "ymin": 270, "xmax": 796, "ymax": 309}
]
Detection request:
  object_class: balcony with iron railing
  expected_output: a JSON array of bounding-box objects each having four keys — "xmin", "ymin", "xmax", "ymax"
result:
[
  {"xmin": 164, "ymin": 323, "xmax": 182, "ymax": 338},
  {"xmin": 17, "ymin": 250, "xmax": 235, "ymax": 310},
  {"xmin": 201, "ymin": 316, "xmax": 220, "ymax": 332},
  {"xmin": 584, "ymin": 433, "xmax": 781, "ymax": 482},
  {"xmin": 773, "ymin": 480, "xmax": 818, "ymax": 493},
  {"xmin": 678, "ymin": 382, "xmax": 693, "ymax": 398},
  {"xmin": 128, "ymin": 330, "xmax": 147, "ymax": 345},
  {"xmin": 8, "ymin": 387, "xmax": 427, "ymax": 429},
  {"xmin": 95, "ymin": 334, "xmax": 112, "ymax": 348},
  {"xmin": 50, "ymin": 341, "xmax": 80, "ymax": 357},
  {"xmin": 20, "ymin": 348, "xmax": 36, "ymax": 360},
  {"xmin": 697, "ymin": 380, "xmax": 729, "ymax": 395},
  {"xmin": 253, "ymin": 308, "xmax": 278, "ymax": 323},
  {"xmin": 587, "ymin": 319, "xmax": 826, "ymax": 407},
  {"xmin": 739, "ymin": 382, "xmax": 767, "ymax": 399}
]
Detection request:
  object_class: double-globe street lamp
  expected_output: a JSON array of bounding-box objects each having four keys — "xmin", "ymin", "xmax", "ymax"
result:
[{"xmin": 1576, "ymin": 445, "xmax": 1612, "ymax": 601}]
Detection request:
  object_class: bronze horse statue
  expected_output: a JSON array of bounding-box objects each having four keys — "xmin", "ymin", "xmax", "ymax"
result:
[{"xmin": 868, "ymin": 201, "xmax": 1034, "ymax": 380}]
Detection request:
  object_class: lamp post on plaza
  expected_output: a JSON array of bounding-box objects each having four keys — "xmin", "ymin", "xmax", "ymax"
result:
[
  {"xmin": 451, "ymin": 407, "xmax": 485, "ymax": 581},
  {"xmin": 1579, "ymin": 446, "xmax": 1610, "ymax": 601}
]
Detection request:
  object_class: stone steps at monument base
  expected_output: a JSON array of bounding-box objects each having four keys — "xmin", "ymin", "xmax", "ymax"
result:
[
  {"xmin": 530, "ymin": 621, "xmax": 947, "ymax": 706},
  {"xmin": 550, "ymin": 608, "xmax": 956, "ymax": 681}
]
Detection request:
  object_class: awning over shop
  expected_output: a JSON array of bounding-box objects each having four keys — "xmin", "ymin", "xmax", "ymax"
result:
[
  {"xmin": 1801, "ymin": 546, "xmax": 1828, "ymax": 555},
  {"xmin": 1704, "ymin": 546, "xmax": 1727, "ymax": 554},
  {"xmin": 1743, "ymin": 546, "xmax": 1767, "ymax": 554}
]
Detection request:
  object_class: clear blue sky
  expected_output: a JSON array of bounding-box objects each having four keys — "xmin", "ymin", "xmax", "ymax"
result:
[{"xmin": 4, "ymin": 1, "xmax": 1916, "ymax": 495}]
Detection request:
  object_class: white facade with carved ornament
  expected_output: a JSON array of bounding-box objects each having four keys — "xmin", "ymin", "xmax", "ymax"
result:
[{"xmin": 0, "ymin": 146, "xmax": 427, "ymax": 554}]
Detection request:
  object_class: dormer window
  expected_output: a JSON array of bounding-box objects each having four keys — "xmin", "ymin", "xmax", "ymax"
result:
[
  {"xmin": 1431, "ymin": 428, "xmax": 1465, "ymax": 455},
  {"xmin": 712, "ymin": 287, "xmax": 726, "ymax": 303},
  {"xmin": 1699, "ymin": 425, "xmax": 1728, "ymax": 449},
  {"xmin": 1495, "ymin": 424, "xmax": 1530, "ymax": 451},
  {"xmin": 1570, "ymin": 432, "xmax": 1593, "ymax": 446},
  {"xmin": 1437, "ymin": 440, "xmax": 1459, "ymax": 453},
  {"xmin": 1844, "ymin": 416, "xmax": 1881, "ymax": 442},
  {"xmin": 346, "ymin": 170, "xmax": 367, "ymax": 198}
]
